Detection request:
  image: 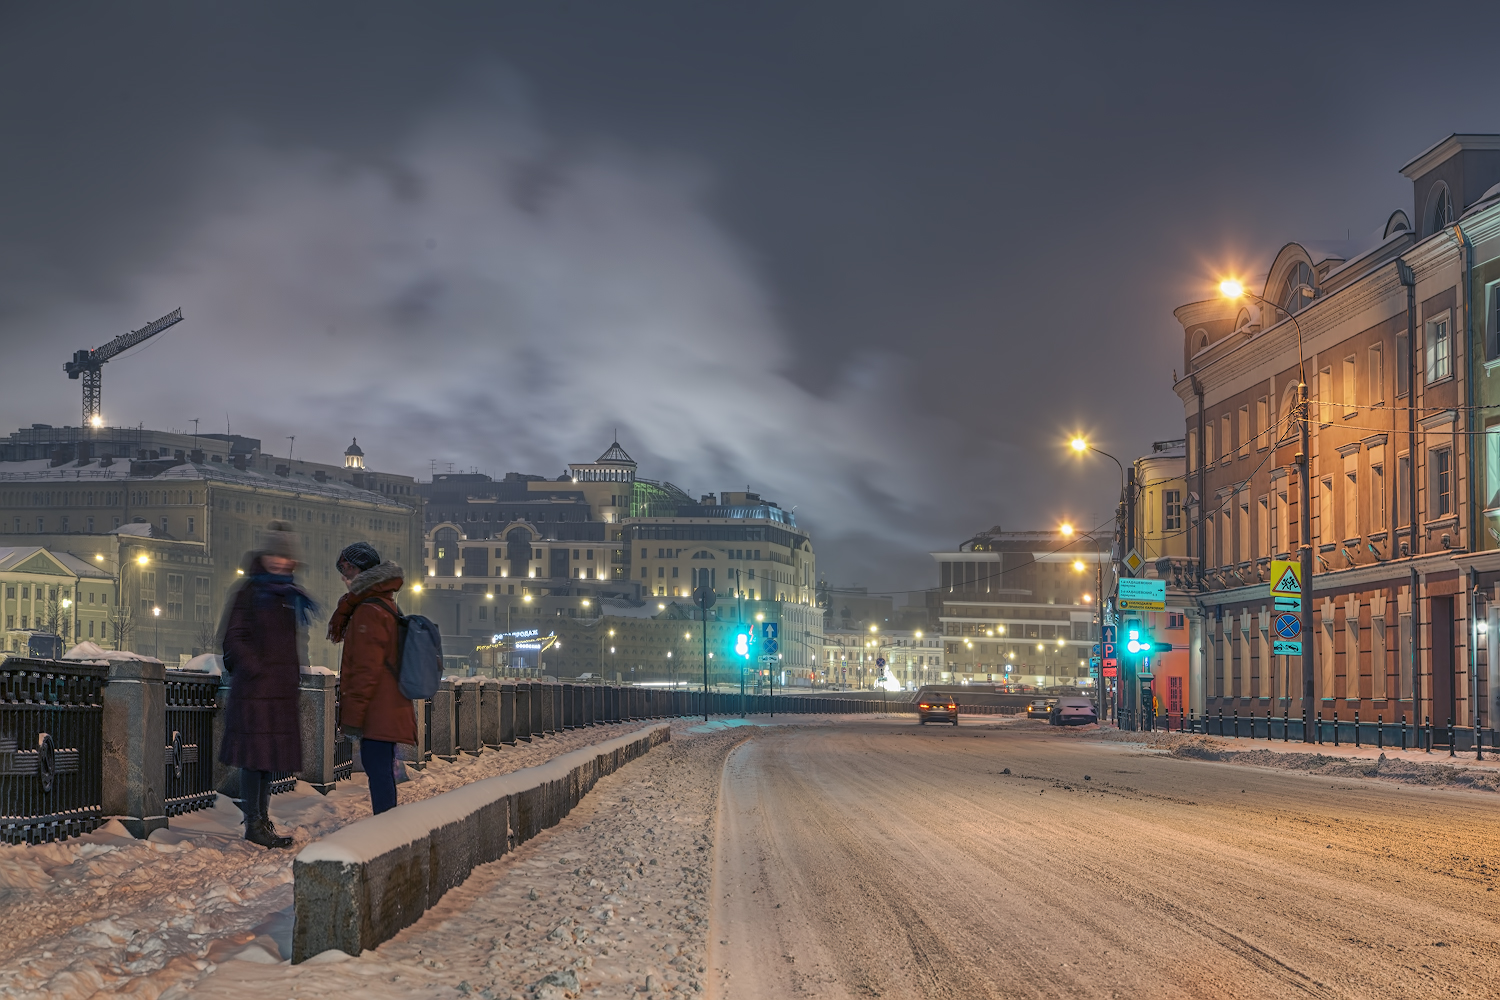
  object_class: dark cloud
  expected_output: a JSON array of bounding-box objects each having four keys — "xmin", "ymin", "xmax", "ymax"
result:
[{"xmin": 2, "ymin": 2, "xmax": 1499, "ymax": 592}]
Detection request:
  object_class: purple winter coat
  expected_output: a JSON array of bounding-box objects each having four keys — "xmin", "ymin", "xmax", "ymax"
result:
[{"xmin": 218, "ymin": 556, "xmax": 305, "ymax": 773}]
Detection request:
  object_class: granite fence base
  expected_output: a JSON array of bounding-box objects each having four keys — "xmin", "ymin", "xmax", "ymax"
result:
[{"xmin": 290, "ymin": 723, "xmax": 671, "ymax": 962}]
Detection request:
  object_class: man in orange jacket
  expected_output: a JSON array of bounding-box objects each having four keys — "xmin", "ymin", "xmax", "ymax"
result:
[{"xmin": 328, "ymin": 542, "xmax": 416, "ymax": 815}]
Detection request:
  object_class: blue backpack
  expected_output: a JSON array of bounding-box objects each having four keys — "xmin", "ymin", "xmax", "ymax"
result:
[{"xmin": 361, "ymin": 599, "xmax": 444, "ymax": 700}]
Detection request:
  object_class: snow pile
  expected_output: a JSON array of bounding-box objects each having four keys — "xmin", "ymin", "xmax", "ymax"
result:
[
  {"xmin": 0, "ymin": 719, "xmax": 674, "ymax": 999},
  {"xmin": 186, "ymin": 723, "xmax": 761, "ymax": 1000},
  {"xmin": 60, "ymin": 641, "xmax": 163, "ymax": 665}
]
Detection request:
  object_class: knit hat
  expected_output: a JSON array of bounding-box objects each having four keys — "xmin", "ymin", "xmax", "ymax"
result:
[
  {"xmin": 337, "ymin": 541, "xmax": 382, "ymax": 574},
  {"xmin": 263, "ymin": 520, "xmax": 300, "ymax": 560}
]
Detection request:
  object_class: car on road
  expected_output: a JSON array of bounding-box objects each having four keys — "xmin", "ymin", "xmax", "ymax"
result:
[
  {"xmin": 916, "ymin": 693, "xmax": 958, "ymax": 725},
  {"xmin": 1025, "ymin": 699, "xmax": 1052, "ymax": 721},
  {"xmin": 1049, "ymin": 696, "xmax": 1098, "ymax": 726}
]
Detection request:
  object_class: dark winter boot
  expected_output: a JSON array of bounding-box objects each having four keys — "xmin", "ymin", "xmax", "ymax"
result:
[{"xmin": 246, "ymin": 818, "xmax": 293, "ymax": 849}]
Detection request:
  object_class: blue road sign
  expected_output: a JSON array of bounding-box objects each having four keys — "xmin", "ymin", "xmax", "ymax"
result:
[
  {"xmin": 762, "ymin": 623, "xmax": 778, "ymax": 639},
  {"xmin": 1102, "ymin": 625, "xmax": 1117, "ymax": 644},
  {"xmin": 1274, "ymin": 613, "xmax": 1301, "ymax": 640},
  {"xmin": 762, "ymin": 638, "xmax": 779, "ymax": 655}
]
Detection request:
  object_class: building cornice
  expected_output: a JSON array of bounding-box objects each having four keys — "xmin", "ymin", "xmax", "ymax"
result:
[{"xmin": 1172, "ymin": 215, "xmax": 1487, "ymax": 408}]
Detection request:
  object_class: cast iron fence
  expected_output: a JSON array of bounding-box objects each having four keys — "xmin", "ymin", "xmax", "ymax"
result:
[
  {"xmin": 163, "ymin": 669, "xmax": 219, "ymax": 816},
  {"xmin": 0, "ymin": 659, "xmax": 107, "ymax": 844},
  {"xmin": 333, "ymin": 681, "xmax": 354, "ymax": 782},
  {"xmin": 1163, "ymin": 708, "xmax": 1496, "ymax": 758}
]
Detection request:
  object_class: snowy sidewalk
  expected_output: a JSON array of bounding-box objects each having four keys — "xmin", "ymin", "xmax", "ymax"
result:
[
  {"xmin": 0, "ymin": 720, "xmax": 678, "ymax": 1000},
  {"xmin": 1039, "ymin": 717, "xmax": 1500, "ymax": 792}
]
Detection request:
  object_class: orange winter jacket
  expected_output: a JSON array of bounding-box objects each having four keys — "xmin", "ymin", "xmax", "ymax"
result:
[{"xmin": 328, "ymin": 561, "xmax": 418, "ymax": 745}]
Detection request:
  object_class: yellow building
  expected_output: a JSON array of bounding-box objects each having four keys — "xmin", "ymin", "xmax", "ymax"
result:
[{"xmin": 1, "ymin": 546, "xmax": 116, "ymax": 655}]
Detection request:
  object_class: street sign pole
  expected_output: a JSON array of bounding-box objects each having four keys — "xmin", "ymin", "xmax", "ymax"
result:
[{"xmin": 696, "ymin": 586, "xmax": 716, "ymax": 722}]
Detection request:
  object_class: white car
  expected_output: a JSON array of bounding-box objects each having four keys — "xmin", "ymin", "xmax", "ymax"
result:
[{"xmin": 1049, "ymin": 697, "xmax": 1098, "ymax": 726}]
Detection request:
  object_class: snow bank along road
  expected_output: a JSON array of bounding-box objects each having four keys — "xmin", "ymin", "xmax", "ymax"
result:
[
  {"xmin": 713, "ymin": 718, "xmax": 1500, "ymax": 1000},
  {"xmin": 0, "ymin": 719, "xmax": 696, "ymax": 999}
]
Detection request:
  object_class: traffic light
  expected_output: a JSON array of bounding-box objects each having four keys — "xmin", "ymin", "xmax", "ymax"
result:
[
  {"xmin": 1125, "ymin": 626, "xmax": 1153, "ymax": 655},
  {"xmin": 735, "ymin": 633, "xmax": 750, "ymax": 658}
]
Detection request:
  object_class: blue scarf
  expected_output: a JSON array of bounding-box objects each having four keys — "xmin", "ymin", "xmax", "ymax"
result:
[{"xmin": 249, "ymin": 572, "xmax": 320, "ymax": 627}]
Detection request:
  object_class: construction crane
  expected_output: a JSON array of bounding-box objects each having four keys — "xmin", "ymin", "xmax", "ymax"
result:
[{"xmin": 64, "ymin": 308, "xmax": 184, "ymax": 428}]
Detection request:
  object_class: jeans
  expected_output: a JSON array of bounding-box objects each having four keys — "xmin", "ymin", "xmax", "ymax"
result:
[
  {"xmin": 360, "ymin": 738, "xmax": 398, "ymax": 815},
  {"xmin": 239, "ymin": 768, "xmax": 272, "ymax": 826}
]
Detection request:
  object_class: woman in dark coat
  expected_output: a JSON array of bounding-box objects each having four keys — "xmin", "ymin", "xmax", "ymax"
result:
[{"xmin": 220, "ymin": 521, "xmax": 316, "ymax": 848}]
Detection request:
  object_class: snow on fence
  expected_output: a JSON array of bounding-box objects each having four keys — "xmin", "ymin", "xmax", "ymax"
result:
[{"xmin": 290, "ymin": 722, "xmax": 672, "ymax": 962}]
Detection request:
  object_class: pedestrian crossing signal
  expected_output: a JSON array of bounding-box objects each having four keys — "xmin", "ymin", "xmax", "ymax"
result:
[{"xmin": 735, "ymin": 633, "xmax": 749, "ymax": 658}]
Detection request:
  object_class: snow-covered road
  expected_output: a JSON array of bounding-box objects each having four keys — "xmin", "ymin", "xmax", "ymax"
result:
[{"xmin": 712, "ymin": 717, "xmax": 1500, "ymax": 999}]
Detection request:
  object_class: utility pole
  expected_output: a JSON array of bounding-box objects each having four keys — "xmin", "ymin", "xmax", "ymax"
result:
[{"xmin": 1298, "ymin": 380, "xmax": 1315, "ymax": 742}]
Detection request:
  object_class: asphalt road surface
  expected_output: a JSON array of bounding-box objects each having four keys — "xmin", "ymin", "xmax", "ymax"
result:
[{"xmin": 710, "ymin": 718, "xmax": 1500, "ymax": 999}]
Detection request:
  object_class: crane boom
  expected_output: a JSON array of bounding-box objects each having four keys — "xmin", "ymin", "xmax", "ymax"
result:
[{"xmin": 64, "ymin": 308, "xmax": 184, "ymax": 427}]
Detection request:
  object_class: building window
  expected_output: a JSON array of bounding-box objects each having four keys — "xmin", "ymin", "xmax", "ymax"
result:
[
  {"xmin": 1221, "ymin": 415, "xmax": 1232, "ymax": 462},
  {"xmin": 1257, "ymin": 496, "xmax": 1269, "ymax": 558},
  {"xmin": 1319, "ymin": 478, "xmax": 1334, "ymax": 543},
  {"xmin": 1427, "ymin": 183, "xmax": 1454, "ymax": 233},
  {"xmin": 1281, "ymin": 261, "xmax": 1316, "ymax": 314},
  {"xmin": 1318, "ymin": 367, "xmax": 1333, "ymax": 426},
  {"xmin": 1343, "ymin": 455, "xmax": 1358, "ymax": 540},
  {"xmin": 1426, "ymin": 313, "xmax": 1451, "ymax": 383},
  {"xmin": 1371, "ymin": 462, "xmax": 1386, "ymax": 530},
  {"xmin": 1256, "ymin": 397, "xmax": 1269, "ymax": 450},
  {"xmin": 1368, "ymin": 344, "xmax": 1384, "ymax": 405},
  {"xmin": 1238, "ymin": 405, "xmax": 1250, "ymax": 458},
  {"xmin": 1343, "ymin": 356, "xmax": 1357, "ymax": 417},
  {"xmin": 1163, "ymin": 490, "xmax": 1182, "ymax": 531},
  {"xmin": 187, "ymin": 516, "xmax": 195, "ymax": 535},
  {"xmin": 1397, "ymin": 454, "xmax": 1411, "ymax": 529},
  {"xmin": 1431, "ymin": 448, "xmax": 1453, "ymax": 517},
  {"xmin": 1396, "ymin": 329, "xmax": 1410, "ymax": 397}
]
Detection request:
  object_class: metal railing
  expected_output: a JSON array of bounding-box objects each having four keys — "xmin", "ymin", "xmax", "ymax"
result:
[
  {"xmin": 333, "ymin": 681, "xmax": 354, "ymax": 782},
  {"xmin": 1163, "ymin": 707, "xmax": 1495, "ymax": 758},
  {"xmin": 0, "ymin": 659, "xmax": 107, "ymax": 844},
  {"xmin": 163, "ymin": 669, "xmax": 219, "ymax": 816}
]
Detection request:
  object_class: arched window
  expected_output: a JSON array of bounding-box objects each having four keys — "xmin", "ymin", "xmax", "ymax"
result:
[
  {"xmin": 1280, "ymin": 261, "xmax": 1316, "ymax": 315},
  {"xmin": 1427, "ymin": 183, "xmax": 1454, "ymax": 234},
  {"xmin": 1192, "ymin": 329, "xmax": 1209, "ymax": 355}
]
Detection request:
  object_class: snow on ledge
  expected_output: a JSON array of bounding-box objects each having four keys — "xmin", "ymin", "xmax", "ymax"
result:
[{"xmin": 296, "ymin": 723, "xmax": 669, "ymax": 866}]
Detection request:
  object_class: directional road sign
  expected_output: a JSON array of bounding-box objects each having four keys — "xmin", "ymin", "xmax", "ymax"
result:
[
  {"xmin": 1102, "ymin": 625, "xmax": 1117, "ymax": 644},
  {"xmin": 762, "ymin": 622, "xmax": 778, "ymax": 639},
  {"xmin": 1274, "ymin": 597, "xmax": 1303, "ymax": 612},
  {"xmin": 1118, "ymin": 578, "xmax": 1166, "ymax": 611}
]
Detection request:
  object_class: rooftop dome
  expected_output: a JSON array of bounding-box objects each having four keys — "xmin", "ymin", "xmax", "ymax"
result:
[
  {"xmin": 344, "ymin": 437, "xmax": 365, "ymax": 469},
  {"xmin": 596, "ymin": 440, "xmax": 636, "ymax": 465}
]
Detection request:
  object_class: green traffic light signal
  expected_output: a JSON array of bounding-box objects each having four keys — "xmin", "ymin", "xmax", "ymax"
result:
[{"xmin": 735, "ymin": 633, "xmax": 749, "ymax": 658}]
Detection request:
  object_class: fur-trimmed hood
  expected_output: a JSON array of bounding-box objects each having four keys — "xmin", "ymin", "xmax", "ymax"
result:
[
  {"xmin": 347, "ymin": 560, "xmax": 403, "ymax": 598},
  {"xmin": 327, "ymin": 561, "xmax": 404, "ymax": 644}
]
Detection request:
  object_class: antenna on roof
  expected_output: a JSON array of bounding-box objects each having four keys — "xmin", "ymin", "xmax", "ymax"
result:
[{"xmin": 287, "ymin": 435, "xmax": 295, "ymax": 460}]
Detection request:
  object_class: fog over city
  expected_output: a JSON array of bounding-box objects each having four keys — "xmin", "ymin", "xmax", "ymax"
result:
[{"xmin": 3, "ymin": 3, "xmax": 1499, "ymax": 589}]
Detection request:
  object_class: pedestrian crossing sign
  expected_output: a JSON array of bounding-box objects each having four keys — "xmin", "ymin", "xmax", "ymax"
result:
[{"xmin": 1269, "ymin": 560, "xmax": 1302, "ymax": 599}]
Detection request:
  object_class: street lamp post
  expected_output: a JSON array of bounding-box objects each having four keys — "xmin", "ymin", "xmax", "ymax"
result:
[
  {"xmin": 153, "ymin": 605, "xmax": 162, "ymax": 659},
  {"xmin": 1221, "ymin": 278, "xmax": 1315, "ymax": 743},
  {"xmin": 1068, "ymin": 442, "xmax": 1132, "ymax": 725}
]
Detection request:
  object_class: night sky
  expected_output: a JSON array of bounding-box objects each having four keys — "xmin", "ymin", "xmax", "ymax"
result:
[{"xmin": 2, "ymin": 2, "xmax": 1498, "ymax": 595}]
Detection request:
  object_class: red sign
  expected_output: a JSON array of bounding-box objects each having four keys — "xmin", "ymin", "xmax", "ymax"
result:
[{"xmin": 1102, "ymin": 667, "xmax": 1118, "ymax": 678}]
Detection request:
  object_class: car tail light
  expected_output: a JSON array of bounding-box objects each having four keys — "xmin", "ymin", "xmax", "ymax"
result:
[{"xmin": 919, "ymin": 703, "xmax": 929, "ymax": 709}]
